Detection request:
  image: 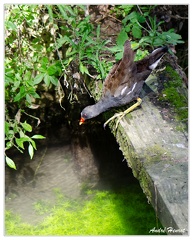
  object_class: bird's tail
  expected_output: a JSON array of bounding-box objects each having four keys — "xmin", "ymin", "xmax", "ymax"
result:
[
  {"xmin": 136, "ymin": 46, "xmax": 168, "ymax": 72},
  {"xmin": 148, "ymin": 46, "xmax": 168, "ymax": 70}
]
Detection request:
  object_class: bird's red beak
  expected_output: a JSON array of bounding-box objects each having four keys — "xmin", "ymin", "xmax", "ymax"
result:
[{"xmin": 79, "ymin": 117, "xmax": 85, "ymax": 125}]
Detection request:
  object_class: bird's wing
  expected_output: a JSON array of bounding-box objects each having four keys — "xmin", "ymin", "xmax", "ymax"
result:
[
  {"xmin": 102, "ymin": 41, "xmax": 168, "ymax": 98},
  {"xmin": 134, "ymin": 46, "xmax": 168, "ymax": 84},
  {"xmin": 102, "ymin": 40, "xmax": 137, "ymax": 98}
]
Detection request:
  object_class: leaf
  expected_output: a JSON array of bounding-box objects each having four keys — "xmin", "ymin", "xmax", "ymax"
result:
[
  {"xmin": 15, "ymin": 109, "xmax": 21, "ymax": 123},
  {"xmin": 122, "ymin": 15, "xmax": 132, "ymax": 25},
  {"xmin": 135, "ymin": 49, "xmax": 149, "ymax": 61},
  {"xmin": 131, "ymin": 41, "xmax": 140, "ymax": 50},
  {"xmin": 12, "ymin": 80, "xmax": 20, "ymax": 91},
  {"xmin": 47, "ymin": 65, "xmax": 59, "ymax": 75},
  {"xmin": 5, "ymin": 21, "xmax": 17, "ymax": 31},
  {"xmin": 39, "ymin": 67, "xmax": 47, "ymax": 73},
  {"xmin": 18, "ymin": 136, "xmax": 30, "ymax": 142},
  {"xmin": 56, "ymin": 35, "xmax": 72, "ymax": 49},
  {"xmin": 117, "ymin": 30, "xmax": 128, "ymax": 47},
  {"xmin": 15, "ymin": 73, "xmax": 22, "ymax": 81},
  {"xmin": 19, "ymin": 130, "xmax": 25, "ymax": 138},
  {"xmin": 79, "ymin": 62, "xmax": 89, "ymax": 75},
  {"xmin": 28, "ymin": 143, "xmax": 34, "ymax": 159},
  {"xmin": 41, "ymin": 57, "xmax": 49, "ymax": 65},
  {"xmin": 31, "ymin": 135, "xmax": 46, "ymax": 139},
  {"xmin": 28, "ymin": 138, "xmax": 37, "ymax": 150},
  {"xmin": 125, "ymin": 11, "xmax": 137, "ymax": 22},
  {"xmin": 20, "ymin": 121, "xmax": 32, "ymax": 132},
  {"xmin": 5, "ymin": 122, "xmax": 9, "ymax": 136},
  {"xmin": 34, "ymin": 73, "xmax": 45, "ymax": 84},
  {"xmin": 153, "ymin": 38, "xmax": 164, "ymax": 47},
  {"xmin": 5, "ymin": 156, "xmax": 17, "ymax": 170},
  {"xmin": 46, "ymin": 5, "xmax": 54, "ymax": 22},
  {"xmin": 50, "ymin": 76, "xmax": 58, "ymax": 86},
  {"xmin": 26, "ymin": 94, "xmax": 32, "ymax": 104},
  {"xmin": 119, "ymin": 5, "xmax": 134, "ymax": 15},
  {"xmin": 43, "ymin": 74, "xmax": 51, "ymax": 87},
  {"xmin": 160, "ymin": 30, "xmax": 184, "ymax": 45},
  {"xmin": 6, "ymin": 141, "xmax": 13, "ymax": 149},
  {"xmin": 28, "ymin": 104, "xmax": 40, "ymax": 109},
  {"xmin": 96, "ymin": 24, "xmax": 101, "ymax": 39},
  {"xmin": 15, "ymin": 138, "xmax": 25, "ymax": 149},
  {"xmin": 30, "ymin": 92, "xmax": 40, "ymax": 99},
  {"xmin": 124, "ymin": 25, "xmax": 131, "ymax": 32},
  {"xmin": 115, "ymin": 52, "xmax": 123, "ymax": 61},
  {"xmin": 16, "ymin": 137, "xmax": 36, "ymax": 150},
  {"xmin": 98, "ymin": 61, "xmax": 105, "ymax": 79},
  {"xmin": 14, "ymin": 86, "xmax": 26, "ymax": 102},
  {"xmin": 132, "ymin": 25, "xmax": 142, "ymax": 39},
  {"xmin": 108, "ymin": 46, "xmax": 122, "ymax": 53},
  {"xmin": 137, "ymin": 14, "xmax": 146, "ymax": 23},
  {"xmin": 58, "ymin": 5, "xmax": 69, "ymax": 20}
]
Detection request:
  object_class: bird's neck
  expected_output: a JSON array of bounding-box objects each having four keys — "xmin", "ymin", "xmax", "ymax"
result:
[{"xmin": 95, "ymin": 96, "xmax": 120, "ymax": 114}]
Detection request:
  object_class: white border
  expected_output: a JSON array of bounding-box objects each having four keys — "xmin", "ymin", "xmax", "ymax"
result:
[{"xmin": 1, "ymin": 1, "xmax": 191, "ymax": 239}]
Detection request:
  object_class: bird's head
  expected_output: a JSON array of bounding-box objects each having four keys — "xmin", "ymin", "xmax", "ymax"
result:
[{"xmin": 79, "ymin": 104, "xmax": 101, "ymax": 125}]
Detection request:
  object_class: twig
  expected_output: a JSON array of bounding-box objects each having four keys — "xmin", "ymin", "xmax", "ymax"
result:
[
  {"xmin": 23, "ymin": 111, "xmax": 41, "ymax": 126},
  {"xmin": 95, "ymin": 14, "xmax": 122, "ymax": 23},
  {"xmin": 137, "ymin": 5, "xmax": 152, "ymax": 31},
  {"xmin": 170, "ymin": 15, "xmax": 188, "ymax": 20}
]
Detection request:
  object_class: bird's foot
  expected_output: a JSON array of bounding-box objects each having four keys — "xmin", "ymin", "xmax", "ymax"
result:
[
  {"xmin": 103, "ymin": 98, "xmax": 142, "ymax": 129},
  {"xmin": 103, "ymin": 112, "xmax": 124, "ymax": 129}
]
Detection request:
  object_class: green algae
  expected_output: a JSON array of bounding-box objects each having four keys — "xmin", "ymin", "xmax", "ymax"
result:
[{"xmin": 5, "ymin": 186, "xmax": 164, "ymax": 236}]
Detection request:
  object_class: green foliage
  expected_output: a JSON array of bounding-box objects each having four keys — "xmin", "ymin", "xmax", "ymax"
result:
[
  {"xmin": 33, "ymin": 58, "xmax": 61, "ymax": 86},
  {"xmin": 5, "ymin": 108, "xmax": 45, "ymax": 168},
  {"xmin": 5, "ymin": 185, "xmax": 164, "ymax": 235},
  {"xmin": 112, "ymin": 5, "xmax": 134, "ymax": 18},
  {"xmin": 110, "ymin": 5, "xmax": 184, "ymax": 61},
  {"xmin": 5, "ymin": 5, "xmax": 58, "ymax": 166},
  {"xmin": 5, "ymin": 156, "xmax": 17, "ymax": 170},
  {"xmin": 53, "ymin": 5, "xmax": 112, "ymax": 80}
]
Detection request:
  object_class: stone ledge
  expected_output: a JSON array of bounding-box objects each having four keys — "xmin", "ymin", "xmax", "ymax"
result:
[{"xmin": 108, "ymin": 96, "xmax": 188, "ymax": 235}]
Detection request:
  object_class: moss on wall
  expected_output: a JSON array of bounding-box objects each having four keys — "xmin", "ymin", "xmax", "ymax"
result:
[
  {"xmin": 158, "ymin": 65, "xmax": 188, "ymax": 123},
  {"xmin": 142, "ymin": 144, "xmax": 172, "ymax": 166}
]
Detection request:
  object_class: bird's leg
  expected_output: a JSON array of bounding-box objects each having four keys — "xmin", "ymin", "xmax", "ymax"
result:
[
  {"xmin": 103, "ymin": 98, "xmax": 142, "ymax": 129},
  {"xmin": 114, "ymin": 97, "xmax": 142, "ymax": 128}
]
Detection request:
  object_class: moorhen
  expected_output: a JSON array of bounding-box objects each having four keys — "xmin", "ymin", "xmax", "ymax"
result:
[{"xmin": 79, "ymin": 40, "xmax": 168, "ymax": 128}]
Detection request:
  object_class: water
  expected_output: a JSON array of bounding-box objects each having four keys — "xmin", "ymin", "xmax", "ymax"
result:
[{"xmin": 5, "ymin": 123, "xmax": 162, "ymax": 235}]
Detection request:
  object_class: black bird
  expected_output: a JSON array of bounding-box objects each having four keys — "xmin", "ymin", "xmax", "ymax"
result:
[{"xmin": 80, "ymin": 40, "xmax": 168, "ymax": 127}]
